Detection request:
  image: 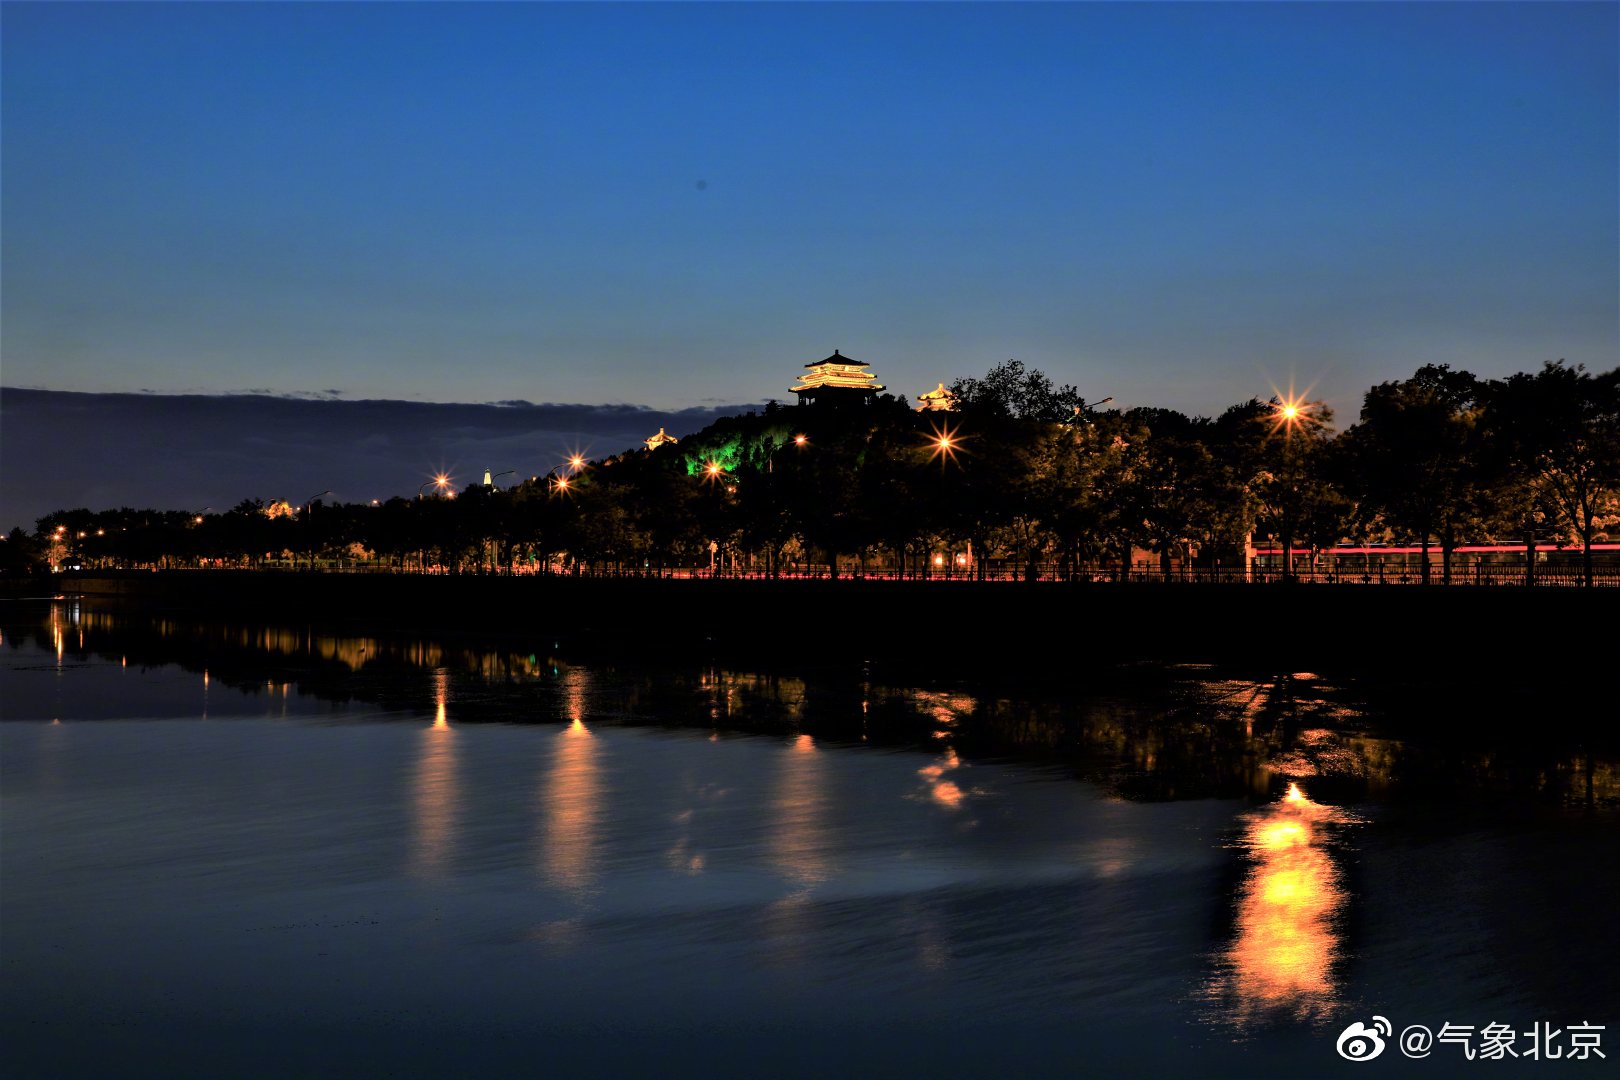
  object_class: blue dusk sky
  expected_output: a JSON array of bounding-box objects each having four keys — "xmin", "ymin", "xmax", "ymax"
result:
[{"xmin": 2, "ymin": 1, "xmax": 1616, "ymax": 418}]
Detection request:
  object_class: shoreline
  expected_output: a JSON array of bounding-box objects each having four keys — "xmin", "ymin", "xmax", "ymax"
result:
[{"xmin": 28, "ymin": 570, "xmax": 1614, "ymax": 683}]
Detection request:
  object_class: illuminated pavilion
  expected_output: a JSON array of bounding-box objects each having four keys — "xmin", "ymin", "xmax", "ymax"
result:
[
  {"xmin": 915, "ymin": 382, "xmax": 959, "ymax": 412},
  {"xmin": 790, "ymin": 349, "xmax": 885, "ymax": 405},
  {"xmin": 644, "ymin": 427, "xmax": 680, "ymax": 451}
]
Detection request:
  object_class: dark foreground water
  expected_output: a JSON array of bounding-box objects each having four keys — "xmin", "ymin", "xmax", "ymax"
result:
[{"xmin": 2, "ymin": 599, "xmax": 1616, "ymax": 1077}]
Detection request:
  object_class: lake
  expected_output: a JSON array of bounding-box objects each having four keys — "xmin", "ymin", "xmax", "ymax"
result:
[{"xmin": 2, "ymin": 597, "xmax": 1615, "ymax": 1076}]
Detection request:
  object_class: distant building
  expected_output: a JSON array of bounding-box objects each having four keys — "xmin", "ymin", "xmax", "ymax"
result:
[
  {"xmin": 790, "ymin": 349, "xmax": 885, "ymax": 405},
  {"xmin": 915, "ymin": 382, "xmax": 959, "ymax": 412},
  {"xmin": 645, "ymin": 427, "xmax": 679, "ymax": 451}
]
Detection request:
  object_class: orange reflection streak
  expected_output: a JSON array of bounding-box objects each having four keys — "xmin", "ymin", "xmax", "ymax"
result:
[
  {"xmin": 918, "ymin": 746, "xmax": 965, "ymax": 809},
  {"xmin": 562, "ymin": 667, "xmax": 587, "ymax": 727},
  {"xmin": 1209, "ymin": 782, "xmax": 1351, "ymax": 1026},
  {"xmin": 913, "ymin": 689, "xmax": 977, "ymax": 734},
  {"xmin": 771, "ymin": 733, "xmax": 831, "ymax": 889},
  {"xmin": 432, "ymin": 668, "xmax": 449, "ymax": 729},
  {"xmin": 541, "ymin": 716, "xmax": 600, "ymax": 896},
  {"xmin": 540, "ymin": 669, "xmax": 599, "ymax": 896},
  {"xmin": 410, "ymin": 670, "xmax": 457, "ymax": 879},
  {"xmin": 762, "ymin": 733, "xmax": 834, "ymax": 970}
]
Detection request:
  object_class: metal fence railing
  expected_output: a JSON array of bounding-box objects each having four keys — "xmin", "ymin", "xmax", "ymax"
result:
[{"xmin": 71, "ymin": 561, "xmax": 1620, "ymax": 586}]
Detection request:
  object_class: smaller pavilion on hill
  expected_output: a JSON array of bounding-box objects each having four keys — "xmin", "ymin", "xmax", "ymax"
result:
[
  {"xmin": 915, "ymin": 382, "xmax": 959, "ymax": 412},
  {"xmin": 790, "ymin": 349, "xmax": 885, "ymax": 406},
  {"xmin": 644, "ymin": 427, "xmax": 680, "ymax": 451}
]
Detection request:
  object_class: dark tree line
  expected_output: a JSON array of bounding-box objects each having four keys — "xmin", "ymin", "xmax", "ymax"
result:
[{"xmin": 14, "ymin": 359, "xmax": 1618, "ymax": 586}]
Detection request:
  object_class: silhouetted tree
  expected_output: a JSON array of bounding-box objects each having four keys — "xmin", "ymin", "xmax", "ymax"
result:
[
  {"xmin": 1480, "ymin": 362, "xmax": 1620, "ymax": 587},
  {"xmin": 1341, "ymin": 366, "xmax": 1478, "ymax": 584}
]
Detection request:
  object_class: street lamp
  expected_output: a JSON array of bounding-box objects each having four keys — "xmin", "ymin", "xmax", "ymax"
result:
[
  {"xmin": 1067, "ymin": 395, "xmax": 1113, "ymax": 423},
  {"xmin": 1269, "ymin": 395, "xmax": 1317, "ymax": 583},
  {"xmin": 303, "ymin": 491, "xmax": 331, "ymax": 572},
  {"xmin": 486, "ymin": 469, "xmax": 516, "ymax": 488},
  {"xmin": 766, "ymin": 434, "xmax": 807, "ymax": 475},
  {"xmin": 418, "ymin": 474, "xmax": 452, "ymax": 499},
  {"xmin": 926, "ymin": 421, "xmax": 962, "ymax": 465}
]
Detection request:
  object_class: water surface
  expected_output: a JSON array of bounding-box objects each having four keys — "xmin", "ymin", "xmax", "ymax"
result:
[{"xmin": 2, "ymin": 600, "xmax": 1615, "ymax": 1076}]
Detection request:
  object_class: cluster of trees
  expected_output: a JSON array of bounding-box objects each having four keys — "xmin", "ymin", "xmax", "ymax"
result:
[{"xmin": 12, "ymin": 359, "xmax": 1618, "ymax": 586}]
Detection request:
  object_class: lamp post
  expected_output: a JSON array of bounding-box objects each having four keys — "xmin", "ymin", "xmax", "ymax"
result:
[
  {"xmin": 758, "ymin": 436, "xmax": 807, "ymax": 578},
  {"xmin": 1068, "ymin": 395, "xmax": 1113, "ymax": 423},
  {"xmin": 188, "ymin": 508, "xmax": 212, "ymax": 570},
  {"xmin": 767, "ymin": 433, "xmax": 807, "ymax": 475},
  {"xmin": 413, "ymin": 478, "xmax": 449, "ymax": 574},
  {"xmin": 1270, "ymin": 396, "xmax": 1314, "ymax": 583},
  {"xmin": 303, "ymin": 491, "xmax": 331, "ymax": 571}
]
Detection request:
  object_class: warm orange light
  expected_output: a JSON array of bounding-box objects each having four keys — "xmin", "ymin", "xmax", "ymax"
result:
[
  {"xmin": 1207, "ymin": 782, "xmax": 1351, "ymax": 1028},
  {"xmin": 1273, "ymin": 397, "xmax": 1307, "ymax": 427},
  {"xmin": 927, "ymin": 421, "xmax": 963, "ymax": 464},
  {"xmin": 569, "ymin": 455, "xmax": 586, "ymax": 471},
  {"xmin": 554, "ymin": 475, "xmax": 571, "ymax": 492},
  {"xmin": 705, "ymin": 461, "xmax": 724, "ymax": 477},
  {"xmin": 194, "ymin": 516, "xmax": 204, "ymax": 524},
  {"xmin": 411, "ymin": 671, "xmax": 457, "ymax": 880},
  {"xmin": 794, "ymin": 434, "xmax": 807, "ymax": 446},
  {"xmin": 1267, "ymin": 386, "xmax": 1321, "ymax": 439},
  {"xmin": 545, "ymin": 677, "xmax": 601, "ymax": 896}
]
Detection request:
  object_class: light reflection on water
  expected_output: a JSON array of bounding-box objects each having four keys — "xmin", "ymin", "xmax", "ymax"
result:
[
  {"xmin": 918, "ymin": 745, "xmax": 966, "ymax": 809},
  {"xmin": 541, "ymin": 715, "xmax": 601, "ymax": 898},
  {"xmin": 772, "ymin": 732, "xmax": 832, "ymax": 891},
  {"xmin": 25, "ymin": 603, "xmax": 1620, "ymax": 808},
  {"xmin": 1206, "ymin": 782, "xmax": 1354, "ymax": 1029},
  {"xmin": 410, "ymin": 670, "xmax": 457, "ymax": 880},
  {"xmin": 4, "ymin": 601, "xmax": 1618, "ymax": 1075}
]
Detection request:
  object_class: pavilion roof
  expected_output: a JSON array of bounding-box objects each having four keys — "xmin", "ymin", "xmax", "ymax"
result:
[{"xmin": 804, "ymin": 349, "xmax": 869, "ymax": 368}]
